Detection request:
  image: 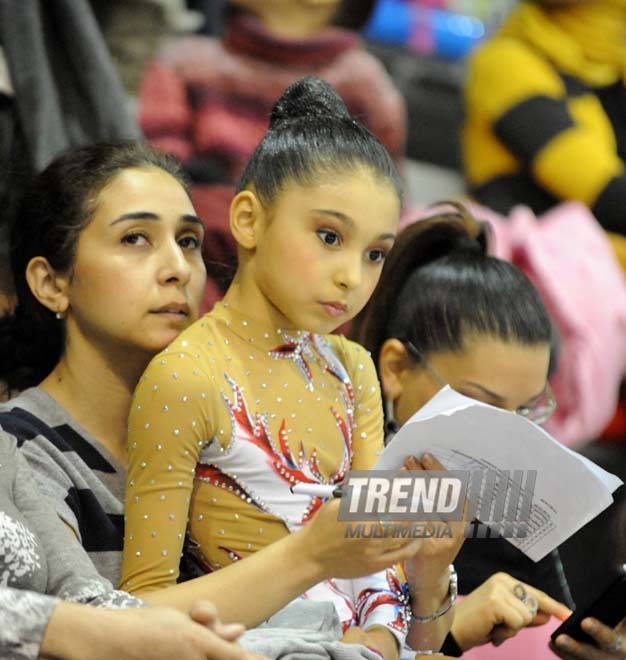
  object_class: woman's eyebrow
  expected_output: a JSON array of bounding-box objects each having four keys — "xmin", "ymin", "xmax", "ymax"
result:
[
  {"xmin": 460, "ymin": 381, "xmax": 506, "ymax": 403},
  {"xmin": 110, "ymin": 212, "xmax": 203, "ymax": 226}
]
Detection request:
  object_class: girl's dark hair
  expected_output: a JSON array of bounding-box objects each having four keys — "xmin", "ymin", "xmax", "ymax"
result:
[
  {"xmin": 236, "ymin": 76, "xmax": 402, "ymax": 205},
  {"xmin": 0, "ymin": 141, "xmax": 189, "ymax": 392},
  {"xmin": 351, "ymin": 203, "xmax": 552, "ymax": 367}
]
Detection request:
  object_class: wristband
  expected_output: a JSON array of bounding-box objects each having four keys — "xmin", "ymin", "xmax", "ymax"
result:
[{"xmin": 410, "ymin": 564, "xmax": 457, "ymax": 624}]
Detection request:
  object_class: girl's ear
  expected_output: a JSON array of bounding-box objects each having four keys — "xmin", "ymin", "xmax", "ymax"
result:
[
  {"xmin": 25, "ymin": 257, "xmax": 70, "ymax": 316},
  {"xmin": 378, "ymin": 338, "xmax": 411, "ymax": 400},
  {"xmin": 230, "ymin": 190, "xmax": 265, "ymax": 250}
]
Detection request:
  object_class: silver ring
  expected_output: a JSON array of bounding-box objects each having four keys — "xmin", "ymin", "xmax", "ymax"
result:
[
  {"xmin": 513, "ymin": 583, "xmax": 527, "ymax": 601},
  {"xmin": 524, "ymin": 595, "xmax": 539, "ymax": 618},
  {"xmin": 513, "ymin": 582, "xmax": 537, "ymax": 617}
]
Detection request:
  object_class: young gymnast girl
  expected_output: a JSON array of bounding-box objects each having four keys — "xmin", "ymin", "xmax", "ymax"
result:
[{"xmin": 121, "ymin": 77, "xmax": 462, "ymax": 658}]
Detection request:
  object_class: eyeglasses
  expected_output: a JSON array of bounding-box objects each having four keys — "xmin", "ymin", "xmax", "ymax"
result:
[{"xmin": 403, "ymin": 340, "xmax": 557, "ymax": 426}]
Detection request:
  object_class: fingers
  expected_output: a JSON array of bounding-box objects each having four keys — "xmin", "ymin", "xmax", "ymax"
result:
[
  {"xmin": 189, "ymin": 601, "xmax": 219, "ymax": 627},
  {"xmin": 403, "ymin": 455, "xmax": 426, "ymax": 471},
  {"xmin": 212, "ymin": 622, "xmax": 247, "ymax": 643},
  {"xmin": 528, "ymin": 585, "xmax": 572, "ymax": 621},
  {"xmin": 189, "ymin": 601, "xmax": 246, "ymax": 642},
  {"xmin": 551, "ymin": 633, "xmax": 621, "ymax": 660},
  {"xmin": 581, "ymin": 618, "xmax": 625, "ymax": 656},
  {"xmin": 403, "ymin": 453, "xmax": 443, "ymax": 471},
  {"xmin": 552, "ymin": 621, "xmax": 626, "ymax": 660}
]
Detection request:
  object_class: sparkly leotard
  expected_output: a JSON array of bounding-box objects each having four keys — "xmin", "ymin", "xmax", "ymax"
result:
[{"xmin": 121, "ymin": 302, "xmax": 409, "ymax": 642}]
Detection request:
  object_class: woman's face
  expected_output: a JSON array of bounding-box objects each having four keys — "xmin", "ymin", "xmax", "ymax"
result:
[
  {"xmin": 382, "ymin": 334, "xmax": 551, "ymax": 426},
  {"xmin": 61, "ymin": 167, "xmax": 206, "ymax": 357}
]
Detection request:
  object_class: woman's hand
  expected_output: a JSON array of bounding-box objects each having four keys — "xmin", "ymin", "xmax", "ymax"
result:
[
  {"xmin": 401, "ymin": 453, "xmax": 466, "ymax": 599},
  {"xmin": 551, "ymin": 617, "xmax": 626, "ymax": 659},
  {"xmin": 451, "ymin": 573, "xmax": 571, "ymax": 650},
  {"xmin": 40, "ymin": 602, "xmax": 268, "ymax": 660},
  {"xmin": 189, "ymin": 600, "xmax": 247, "ymax": 641},
  {"xmin": 401, "ymin": 453, "xmax": 466, "ymax": 654}
]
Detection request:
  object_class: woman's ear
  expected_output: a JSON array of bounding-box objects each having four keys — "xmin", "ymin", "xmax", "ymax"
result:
[
  {"xmin": 378, "ymin": 339, "xmax": 411, "ymax": 400},
  {"xmin": 25, "ymin": 257, "xmax": 70, "ymax": 316},
  {"xmin": 230, "ymin": 190, "xmax": 265, "ymax": 251}
]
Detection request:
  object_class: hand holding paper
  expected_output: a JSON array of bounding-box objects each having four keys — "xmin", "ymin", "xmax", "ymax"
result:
[{"xmin": 375, "ymin": 386, "xmax": 622, "ymax": 561}]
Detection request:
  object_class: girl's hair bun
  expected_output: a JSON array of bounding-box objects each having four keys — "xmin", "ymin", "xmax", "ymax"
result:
[{"xmin": 269, "ymin": 76, "xmax": 351, "ymax": 128}]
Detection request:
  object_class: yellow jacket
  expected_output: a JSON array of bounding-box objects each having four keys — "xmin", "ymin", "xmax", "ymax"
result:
[{"xmin": 462, "ymin": 2, "xmax": 626, "ymax": 235}]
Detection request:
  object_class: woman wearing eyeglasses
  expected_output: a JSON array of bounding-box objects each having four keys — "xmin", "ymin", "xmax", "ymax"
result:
[{"xmin": 350, "ymin": 205, "xmax": 575, "ymax": 658}]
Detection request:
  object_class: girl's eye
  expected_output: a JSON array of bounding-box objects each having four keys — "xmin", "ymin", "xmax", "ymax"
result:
[
  {"xmin": 122, "ymin": 233, "xmax": 149, "ymax": 246},
  {"xmin": 178, "ymin": 235, "xmax": 201, "ymax": 250},
  {"xmin": 317, "ymin": 229, "xmax": 341, "ymax": 247},
  {"xmin": 367, "ymin": 248, "xmax": 387, "ymax": 263}
]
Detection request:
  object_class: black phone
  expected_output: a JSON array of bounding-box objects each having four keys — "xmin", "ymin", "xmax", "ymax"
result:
[{"xmin": 551, "ymin": 565, "xmax": 626, "ymax": 646}]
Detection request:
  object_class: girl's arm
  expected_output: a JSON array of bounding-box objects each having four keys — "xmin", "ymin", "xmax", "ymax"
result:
[
  {"xmin": 122, "ymin": 345, "xmax": 421, "ymax": 626},
  {"xmin": 121, "ymin": 351, "xmax": 210, "ymax": 594},
  {"xmin": 142, "ymin": 496, "xmax": 421, "ymax": 626}
]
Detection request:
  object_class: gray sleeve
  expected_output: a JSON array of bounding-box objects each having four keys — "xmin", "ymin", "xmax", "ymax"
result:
[
  {"xmin": 13, "ymin": 450, "xmax": 142, "ymax": 610},
  {"xmin": 18, "ymin": 438, "xmax": 80, "ymax": 536},
  {"xmin": 0, "ymin": 587, "xmax": 60, "ymax": 660}
]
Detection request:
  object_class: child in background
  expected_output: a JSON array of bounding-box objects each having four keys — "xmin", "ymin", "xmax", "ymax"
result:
[
  {"xmin": 122, "ymin": 77, "xmax": 462, "ymax": 658},
  {"xmin": 139, "ymin": 0, "xmax": 405, "ymax": 301}
]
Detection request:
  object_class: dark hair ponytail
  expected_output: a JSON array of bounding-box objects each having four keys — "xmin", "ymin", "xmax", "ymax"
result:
[
  {"xmin": 0, "ymin": 141, "xmax": 188, "ymax": 393},
  {"xmin": 351, "ymin": 203, "xmax": 552, "ymax": 366},
  {"xmin": 236, "ymin": 76, "xmax": 402, "ymax": 205}
]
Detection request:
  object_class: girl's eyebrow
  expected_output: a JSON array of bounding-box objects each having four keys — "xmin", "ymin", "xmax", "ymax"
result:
[
  {"xmin": 110, "ymin": 212, "xmax": 203, "ymax": 226},
  {"xmin": 311, "ymin": 209, "xmax": 396, "ymax": 241},
  {"xmin": 312, "ymin": 209, "xmax": 354, "ymax": 228}
]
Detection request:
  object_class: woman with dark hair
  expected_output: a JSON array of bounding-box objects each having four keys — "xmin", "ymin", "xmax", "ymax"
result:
[
  {"xmin": 0, "ymin": 142, "xmax": 268, "ymax": 660},
  {"xmin": 350, "ymin": 206, "xmax": 576, "ymax": 658},
  {"xmin": 122, "ymin": 76, "xmax": 463, "ymax": 659}
]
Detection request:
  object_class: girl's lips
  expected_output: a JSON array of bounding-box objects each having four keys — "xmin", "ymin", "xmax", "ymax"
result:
[{"xmin": 320, "ymin": 301, "xmax": 348, "ymax": 318}]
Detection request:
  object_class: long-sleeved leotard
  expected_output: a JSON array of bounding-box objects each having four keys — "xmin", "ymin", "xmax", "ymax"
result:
[{"xmin": 122, "ymin": 302, "xmax": 409, "ymax": 644}]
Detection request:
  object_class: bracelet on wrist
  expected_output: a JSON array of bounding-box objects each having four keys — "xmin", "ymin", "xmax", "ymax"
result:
[{"xmin": 410, "ymin": 564, "xmax": 457, "ymax": 624}]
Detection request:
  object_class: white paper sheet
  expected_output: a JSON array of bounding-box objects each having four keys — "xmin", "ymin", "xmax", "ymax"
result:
[{"xmin": 375, "ymin": 386, "xmax": 623, "ymax": 561}]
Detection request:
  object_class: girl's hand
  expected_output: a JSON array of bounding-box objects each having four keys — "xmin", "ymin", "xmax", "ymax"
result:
[
  {"xmin": 451, "ymin": 573, "xmax": 571, "ymax": 651},
  {"xmin": 297, "ymin": 498, "xmax": 422, "ymax": 580},
  {"xmin": 551, "ymin": 617, "xmax": 626, "ymax": 659}
]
